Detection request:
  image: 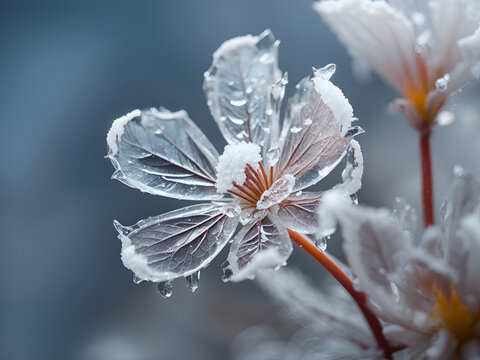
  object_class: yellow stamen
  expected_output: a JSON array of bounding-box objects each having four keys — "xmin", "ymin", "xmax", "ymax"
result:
[{"xmin": 430, "ymin": 285, "xmax": 480, "ymax": 342}]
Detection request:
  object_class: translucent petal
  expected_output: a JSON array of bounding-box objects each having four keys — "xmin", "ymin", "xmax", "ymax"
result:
[
  {"xmin": 314, "ymin": 0, "xmax": 417, "ymax": 93},
  {"xmin": 203, "ymin": 29, "xmax": 282, "ymax": 146},
  {"xmin": 333, "ymin": 139, "xmax": 364, "ymax": 196},
  {"xmin": 277, "ymin": 191, "xmax": 323, "ymax": 234},
  {"xmin": 107, "ymin": 107, "xmax": 221, "ymax": 200},
  {"xmin": 115, "ymin": 203, "xmax": 238, "ymax": 283},
  {"xmin": 276, "ymin": 72, "xmax": 353, "ymax": 191},
  {"xmin": 225, "ymin": 213, "xmax": 292, "ymax": 282}
]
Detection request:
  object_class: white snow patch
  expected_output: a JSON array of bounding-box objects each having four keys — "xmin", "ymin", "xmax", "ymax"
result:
[
  {"xmin": 257, "ymin": 174, "xmax": 295, "ymax": 210},
  {"xmin": 119, "ymin": 233, "xmax": 160, "ymax": 282},
  {"xmin": 312, "ymin": 76, "xmax": 353, "ymax": 134},
  {"xmin": 107, "ymin": 109, "xmax": 141, "ymax": 155},
  {"xmin": 459, "ymin": 26, "xmax": 480, "ymax": 78},
  {"xmin": 216, "ymin": 142, "xmax": 262, "ymax": 193},
  {"xmin": 213, "ymin": 34, "xmax": 258, "ymax": 62},
  {"xmin": 230, "ymin": 248, "xmax": 285, "ymax": 282}
]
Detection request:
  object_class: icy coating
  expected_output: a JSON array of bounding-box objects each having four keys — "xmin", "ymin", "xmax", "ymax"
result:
[
  {"xmin": 313, "ymin": 75, "xmax": 353, "ymax": 135},
  {"xmin": 106, "ymin": 29, "xmax": 363, "ymax": 293},
  {"xmin": 257, "ymin": 174, "xmax": 295, "ymax": 210},
  {"xmin": 106, "ymin": 109, "xmax": 141, "ymax": 155},
  {"xmin": 216, "ymin": 142, "xmax": 262, "ymax": 193}
]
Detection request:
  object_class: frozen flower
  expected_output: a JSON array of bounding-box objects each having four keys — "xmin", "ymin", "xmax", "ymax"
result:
[
  {"xmin": 319, "ymin": 170, "xmax": 480, "ymax": 359},
  {"xmin": 106, "ymin": 30, "xmax": 363, "ymax": 296},
  {"xmin": 232, "ymin": 268, "xmax": 384, "ymax": 360},
  {"xmin": 314, "ymin": 0, "xmax": 480, "ymax": 132}
]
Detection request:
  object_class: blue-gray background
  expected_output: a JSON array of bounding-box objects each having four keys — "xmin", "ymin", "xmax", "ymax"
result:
[{"xmin": 1, "ymin": 1, "xmax": 479, "ymax": 359}]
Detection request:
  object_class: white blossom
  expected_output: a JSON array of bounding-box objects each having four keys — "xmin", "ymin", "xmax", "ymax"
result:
[
  {"xmin": 106, "ymin": 30, "xmax": 364, "ymax": 295},
  {"xmin": 314, "ymin": 0, "xmax": 480, "ymax": 131},
  {"xmin": 319, "ymin": 170, "xmax": 480, "ymax": 359}
]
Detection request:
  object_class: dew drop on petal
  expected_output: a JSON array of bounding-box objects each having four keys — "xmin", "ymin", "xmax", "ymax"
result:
[
  {"xmin": 342, "ymin": 126, "xmax": 365, "ymax": 138},
  {"xmin": 290, "ymin": 126, "xmax": 302, "ymax": 133},
  {"xmin": 133, "ymin": 275, "xmax": 144, "ymax": 284},
  {"xmin": 221, "ymin": 202, "xmax": 242, "ymax": 218},
  {"xmin": 266, "ymin": 145, "xmax": 281, "ymax": 166},
  {"xmin": 228, "ymin": 116, "xmax": 245, "ymax": 125},
  {"xmin": 437, "ymin": 111, "xmax": 455, "ymax": 126},
  {"xmin": 220, "ymin": 116, "xmax": 227, "ymax": 122},
  {"xmin": 185, "ymin": 271, "xmax": 200, "ymax": 293},
  {"xmin": 221, "ymin": 261, "xmax": 233, "ymax": 282},
  {"xmin": 157, "ymin": 280, "xmax": 173, "ymax": 298},
  {"xmin": 230, "ymin": 99, "xmax": 247, "ymax": 107},
  {"xmin": 350, "ymin": 193, "xmax": 359, "ymax": 205},
  {"xmin": 435, "ymin": 74, "xmax": 450, "ymax": 92},
  {"xmin": 295, "ymin": 191, "xmax": 302, "ymax": 196}
]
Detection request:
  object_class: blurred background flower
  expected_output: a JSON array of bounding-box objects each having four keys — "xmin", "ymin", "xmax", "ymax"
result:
[{"xmin": 1, "ymin": 1, "xmax": 479, "ymax": 359}]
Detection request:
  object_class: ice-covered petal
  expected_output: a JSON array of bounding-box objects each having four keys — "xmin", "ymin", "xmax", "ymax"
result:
[
  {"xmin": 277, "ymin": 191, "xmax": 323, "ymax": 234},
  {"xmin": 226, "ymin": 213, "xmax": 292, "ymax": 282},
  {"xmin": 256, "ymin": 174, "xmax": 295, "ymax": 210},
  {"xmin": 203, "ymin": 29, "xmax": 282, "ymax": 146},
  {"xmin": 115, "ymin": 203, "xmax": 238, "ymax": 283},
  {"xmin": 429, "ymin": 0, "xmax": 480, "ymax": 77},
  {"xmin": 314, "ymin": 0, "xmax": 417, "ymax": 93},
  {"xmin": 441, "ymin": 170, "xmax": 480, "ymax": 266},
  {"xmin": 318, "ymin": 191, "xmax": 426, "ymax": 328},
  {"xmin": 333, "ymin": 139, "xmax": 363, "ymax": 196},
  {"xmin": 275, "ymin": 70, "xmax": 354, "ymax": 191},
  {"xmin": 107, "ymin": 108, "xmax": 221, "ymax": 200}
]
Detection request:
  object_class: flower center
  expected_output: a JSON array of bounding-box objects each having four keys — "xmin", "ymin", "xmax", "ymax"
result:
[
  {"xmin": 216, "ymin": 142, "xmax": 295, "ymax": 211},
  {"xmin": 430, "ymin": 285, "xmax": 480, "ymax": 342}
]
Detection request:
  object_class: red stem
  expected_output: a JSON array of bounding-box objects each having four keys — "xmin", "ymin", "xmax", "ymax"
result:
[
  {"xmin": 287, "ymin": 229, "xmax": 393, "ymax": 359},
  {"xmin": 420, "ymin": 132, "xmax": 434, "ymax": 227}
]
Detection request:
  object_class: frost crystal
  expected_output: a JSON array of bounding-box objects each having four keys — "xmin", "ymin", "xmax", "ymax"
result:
[
  {"xmin": 312, "ymin": 69, "xmax": 354, "ymax": 135},
  {"xmin": 106, "ymin": 109, "xmax": 141, "ymax": 155},
  {"xmin": 257, "ymin": 175, "xmax": 295, "ymax": 210},
  {"xmin": 216, "ymin": 142, "xmax": 262, "ymax": 193}
]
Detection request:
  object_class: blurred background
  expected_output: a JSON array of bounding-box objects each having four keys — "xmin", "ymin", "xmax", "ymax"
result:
[{"xmin": 1, "ymin": 1, "xmax": 479, "ymax": 359}]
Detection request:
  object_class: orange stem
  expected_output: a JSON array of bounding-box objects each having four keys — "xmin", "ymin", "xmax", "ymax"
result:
[
  {"xmin": 420, "ymin": 132, "xmax": 434, "ymax": 227},
  {"xmin": 287, "ymin": 229, "xmax": 393, "ymax": 359}
]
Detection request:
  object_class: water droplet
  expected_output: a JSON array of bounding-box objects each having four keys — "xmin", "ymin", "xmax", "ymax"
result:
[
  {"xmin": 222, "ymin": 203, "xmax": 242, "ymax": 218},
  {"xmin": 304, "ymin": 118, "xmax": 312, "ymax": 126},
  {"xmin": 113, "ymin": 220, "xmax": 132, "ymax": 235},
  {"xmin": 266, "ymin": 146, "xmax": 281, "ymax": 166},
  {"xmin": 350, "ymin": 193, "xmax": 359, "ymax": 205},
  {"xmin": 343, "ymin": 126, "xmax": 365, "ymax": 138},
  {"xmin": 245, "ymin": 86, "xmax": 253, "ymax": 94},
  {"xmin": 453, "ymin": 165, "xmax": 464, "ymax": 177},
  {"xmin": 133, "ymin": 275, "xmax": 144, "ymax": 284},
  {"xmin": 314, "ymin": 63, "xmax": 336, "ymax": 81},
  {"xmin": 230, "ymin": 99, "xmax": 247, "ymax": 107},
  {"xmin": 154, "ymin": 128, "xmax": 163, "ymax": 135},
  {"xmin": 290, "ymin": 127, "xmax": 302, "ymax": 133},
  {"xmin": 436, "ymin": 111, "xmax": 455, "ymax": 126},
  {"xmin": 228, "ymin": 80, "xmax": 234, "ymax": 87},
  {"xmin": 185, "ymin": 271, "xmax": 200, "ymax": 293},
  {"xmin": 295, "ymin": 191, "xmax": 302, "ymax": 196},
  {"xmin": 411, "ymin": 12, "xmax": 425, "ymax": 26},
  {"xmin": 435, "ymin": 74, "xmax": 450, "ymax": 92},
  {"xmin": 157, "ymin": 280, "xmax": 173, "ymax": 298},
  {"xmin": 221, "ymin": 261, "xmax": 233, "ymax": 282},
  {"xmin": 266, "ymin": 108, "xmax": 273, "ymax": 116},
  {"xmin": 228, "ymin": 116, "xmax": 245, "ymax": 125},
  {"xmin": 220, "ymin": 116, "xmax": 227, "ymax": 122},
  {"xmin": 314, "ymin": 236, "xmax": 329, "ymax": 251},
  {"xmin": 259, "ymin": 53, "xmax": 274, "ymax": 64}
]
